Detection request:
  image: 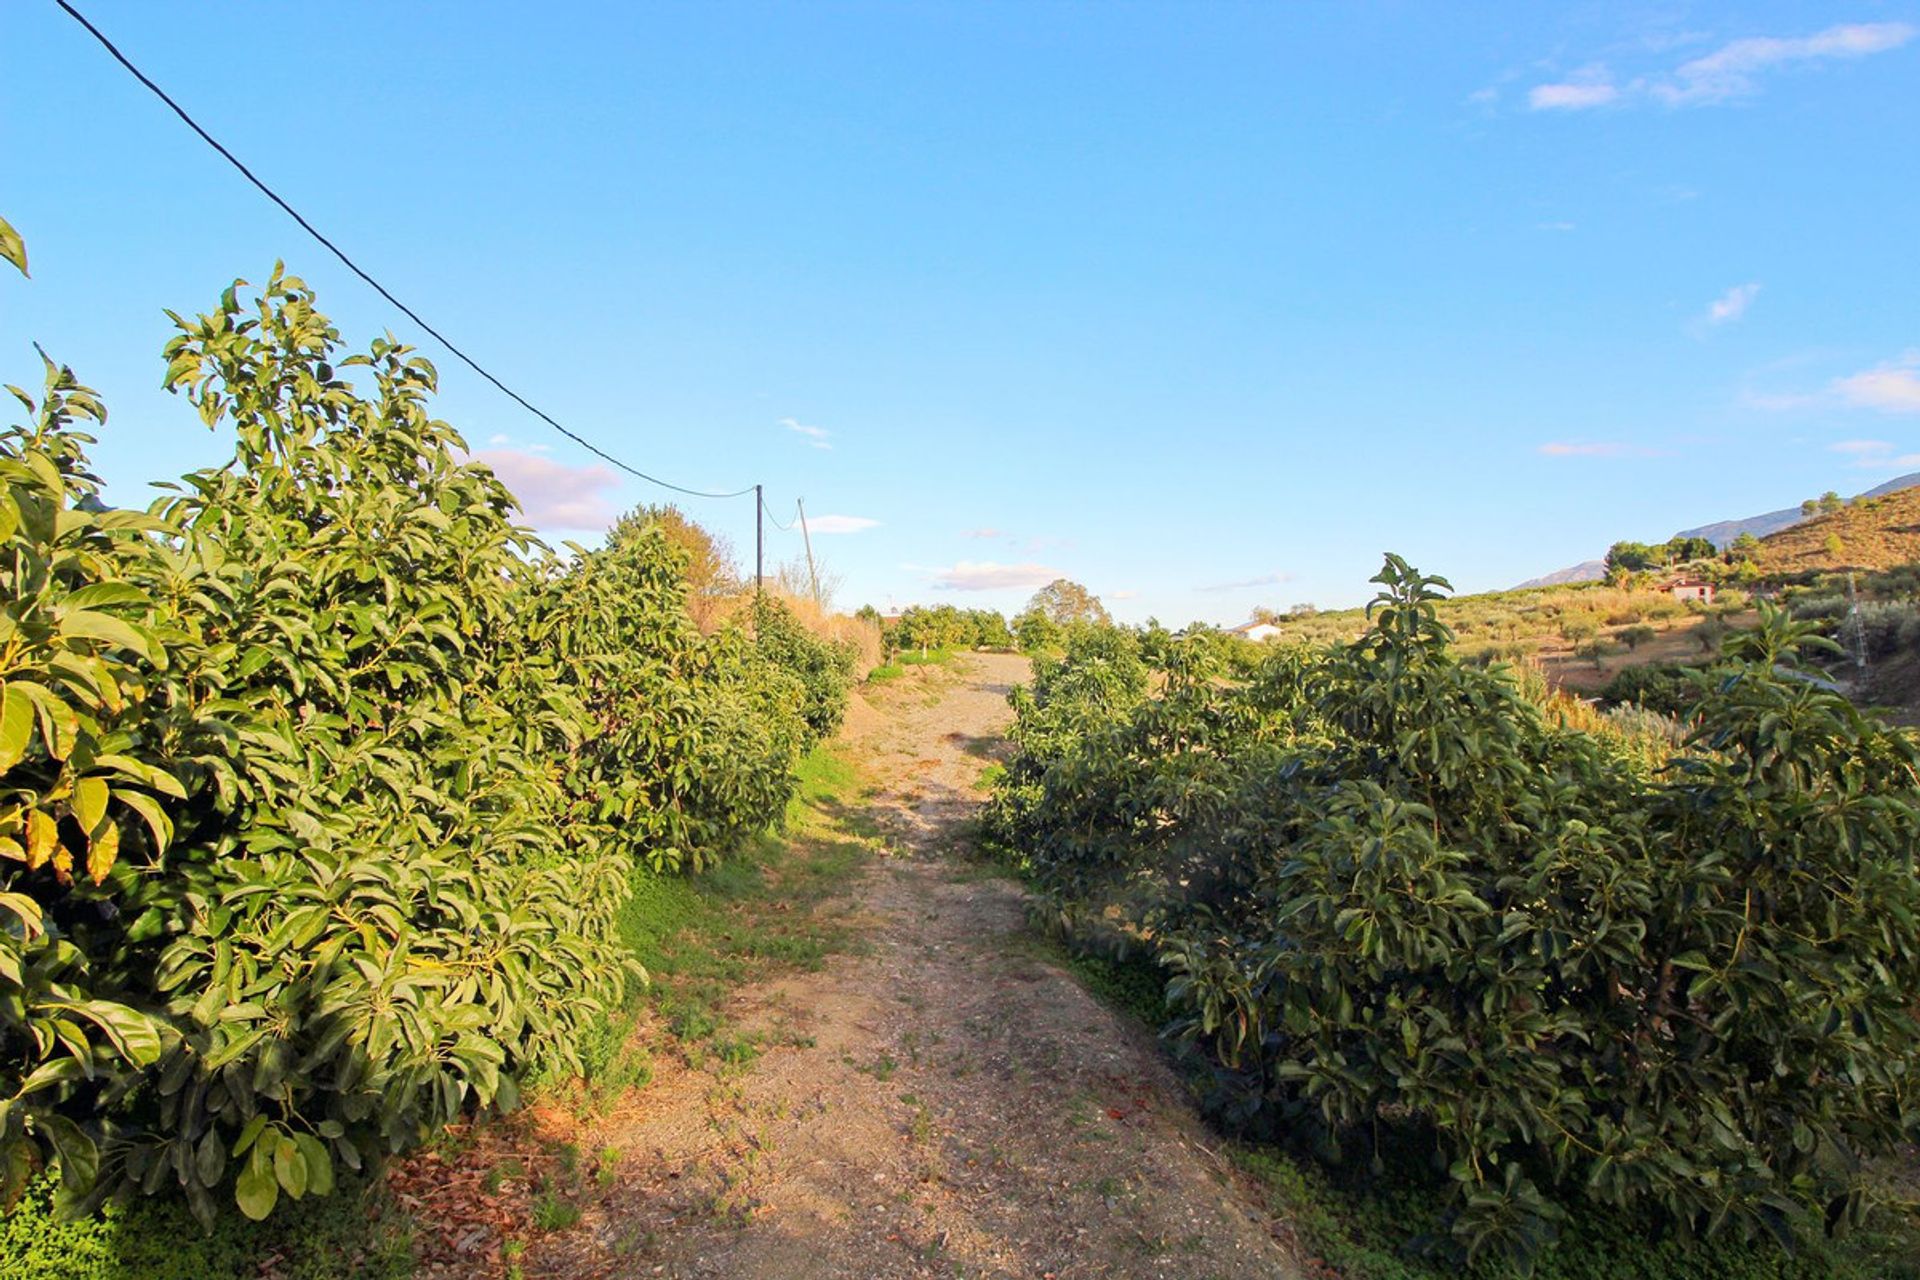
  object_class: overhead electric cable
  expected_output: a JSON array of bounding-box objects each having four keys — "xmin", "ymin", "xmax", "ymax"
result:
[
  {"xmin": 55, "ymin": 0, "xmax": 754, "ymax": 502},
  {"xmin": 760, "ymin": 493, "xmax": 799, "ymax": 532}
]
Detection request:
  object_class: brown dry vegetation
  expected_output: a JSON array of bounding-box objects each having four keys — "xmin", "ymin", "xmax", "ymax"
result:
[
  {"xmin": 1753, "ymin": 486, "xmax": 1920, "ymax": 574},
  {"xmin": 1257, "ymin": 581, "xmax": 1748, "ymax": 697}
]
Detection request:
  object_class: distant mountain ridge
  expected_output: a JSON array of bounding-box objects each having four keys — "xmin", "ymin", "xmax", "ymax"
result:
[{"xmin": 1517, "ymin": 471, "xmax": 1920, "ymax": 589}]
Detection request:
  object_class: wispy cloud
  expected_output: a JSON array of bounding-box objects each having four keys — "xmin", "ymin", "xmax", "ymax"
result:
[
  {"xmin": 1529, "ymin": 72, "xmax": 1620, "ymax": 111},
  {"xmin": 1705, "ymin": 282, "xmax": 1761, "ymax": 326},
  {"xmin": 1828, "ymin": 439, "xmax": 1920, "ymax": 469},
  {"xmin": 1527, "ymin": 23, "xmax": 1913, "ymax": 111},
  {"xmin": 1537, "ymin": 441, "xmax": 1666, "ymax": 458},
  {"xmin": 804, "ymin": 514, "xmax": 880, "ymax": 535},
  {"xmin": 1537, "ymin": 220, "xmax": 1578, "ymax": 232},
  {"xmin": 926, "ymin": 560, "xmax": 1061, "ymax": 592},
  {"xmin": 960, "ymin": 527, "xmax": 1006, "ymax": 539},
  {"xmin": 1198, "ymin": 570, "xmax": 1295, "ymax": 593},
  {"xmin": 1109, "ymin": 589, "xmax": 1139, "ymax": 601},
  {"xmin": 1834, "ymin": 352, "xmax": 1920, "ymax": 413},
  {"xmin": 472, "ymin": 449, "xmax": 621, "ymax": 530},
  {"xmin": 779, "ymin": 417, "xmax": 832, "ymax": 450},
  {"xmin": 1655, "ymin": 22, "xmax": 1914, "ymax": 105}
]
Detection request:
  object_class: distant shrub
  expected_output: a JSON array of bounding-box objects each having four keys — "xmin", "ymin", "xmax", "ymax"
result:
[
  {"xmin": 1601, "ymin": 662, "xmax": 1704, "ymax": 717},
  {"xmin": 1840, "ymin": 600, "xmax": 1920, "ymax": 661},
  {"xmin": 1559, "ymin": 615, "xmax": 1599, "ymax": 643},
  {"xmin": 1618, "ymin": 624, "xmax": 1657, "ymax": 651}
]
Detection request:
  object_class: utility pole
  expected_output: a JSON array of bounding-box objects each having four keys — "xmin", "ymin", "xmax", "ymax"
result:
[
  {"xmin": 754, "ymin": 483, "xmax": 764, "ymax": 601},
  {"xmin": 797, "ymin": 497, "xmax": 820, "ymax": 607}
]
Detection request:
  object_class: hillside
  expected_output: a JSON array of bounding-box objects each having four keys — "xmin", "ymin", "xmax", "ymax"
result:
[
  {"xmin": 1520, "ymin": 470, "xmax": 1920, "ymax": 587},
  {"xmin": 1515, "ymin": 558, "xmax": 1606, "ymax": 588},
  {"xmin": 1753, "ymin": 485, "xmax": 1920, "ymax": 575},
  {"xmin": 1679, "ymin": 470, "xmax": 1920, "ymax": 547}
]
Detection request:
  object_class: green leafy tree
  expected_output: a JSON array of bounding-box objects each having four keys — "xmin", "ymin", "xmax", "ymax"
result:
[
  {"xmin": 1024, "ymin": 578, "xmax": 1110, "ymax": 626},
  {"xmin": 1605, "ymin": 541, "xmax": 1659, "ymax": 572},
  {"xmin": 1618, "ymin": 623, "xmax": 1657, "ymax": 651},
  {"xmin": 604, "ymin": 504, "xmax": 739, "ymax": 628},
  {"xmin": 0, "ymin": 246, "xmax": 855, "ymax": 1228},
  {"xmin": 992, "ymin": 552, "xmax": 1920, "ymax": 1270},
  {"xmin": 1664, "ymin": 535, "xmax": 1715, "ymax": 562},
  {"xmin": 1012, "ymin": 608, "xmax": 1062, "ymax": 654},
  {"xmin": 1819, "ymin": 490, "xmax": 1844, "ymax": 514}
]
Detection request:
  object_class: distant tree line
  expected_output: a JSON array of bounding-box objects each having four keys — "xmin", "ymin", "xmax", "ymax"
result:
[{"xmin": 1605, "ymin": 534, "xmax": 1717, "ymax": 573}]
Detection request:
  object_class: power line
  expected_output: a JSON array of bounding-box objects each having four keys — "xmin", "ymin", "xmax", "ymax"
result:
[
  {"xmin": 760, "ymin": 493, "xmax": 799, "ymax": 532},
  {"xmin": 55, "ymin": 0, "xmax": 754, "ymax": 503}
]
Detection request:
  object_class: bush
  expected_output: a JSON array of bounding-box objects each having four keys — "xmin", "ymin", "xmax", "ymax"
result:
[
  {"xmin": 1, "ymin": 264, "xmax": 853, "ymax": 1228},
  {"xmin": 1618, "ymin": 623, "xmax": 1657, "ymax": 651},
  {"xmin": 992, "ymin": 554, "xmax": 1920, "ymax": 1270},
  {"xmin": 1600, "ymin": 662, "xmax": 1704, "ymax": 717},
  {"xmin": 1558, "ymin": 615, "xmax": 1599, "ymax": 643},
  {"xmin": 751, "ymin": 595, "xmax": 856, "ymax": 743},
  {"xmin": 885, "ymin": 604, "xmax": 1011, "ymax": 655}
]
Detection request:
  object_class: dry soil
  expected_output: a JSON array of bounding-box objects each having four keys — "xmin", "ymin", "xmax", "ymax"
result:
[{"xmin": 524, "ymin": 652, "xmax": 1298, "ymax": 1280}]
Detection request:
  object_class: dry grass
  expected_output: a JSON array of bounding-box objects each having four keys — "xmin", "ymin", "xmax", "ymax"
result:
[
  {"xmin": 776, "ymin": 589, "xmax": 884, "ymax": 676},
  {"xmin": 1755, "ymin": 488, "xmax": 1920, "ymax": 574}
]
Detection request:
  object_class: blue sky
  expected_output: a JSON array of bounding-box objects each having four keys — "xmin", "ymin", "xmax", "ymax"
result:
[{"xmin": 4, "ymin": 2, "xmax": 1918, "ymax": 622}]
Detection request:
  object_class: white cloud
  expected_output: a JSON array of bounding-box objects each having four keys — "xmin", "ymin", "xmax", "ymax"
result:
[
  {"xmin": 1528, "ymin": 23, "xmax": 1913, "ymax": 112},
  {"xmin": 1109, "ymin": 589, "xmax": 1140, "ymax": 600},
  {"xmin": 1834, "ymin": 352, "xmax": 1920, "ymax": 413},
  {"xmin": 961, "ymin": 527, "xmax": 1006, "ymax": 539},
  {"xmin": 1529, "ymin": 73, "xmax": 1620, "ymax": 110},
  {"xmin": 1198, "ymin": 570, "xmax": 1295, "ymax": 593},
  {"xmin": 1705, "ymin": 282, "xmax": 1761, "ymax": 326},
  {"xmin": 486, "ymin": 432, "xmax": 511, "ymax": 446},
  {"xmin": 804, "ymin": 514, "xmax": 880, "ymax": 535},
  {"xmin": 1830, "ymin": 439, "xmax": 1894, "ymax": 455},
  {"xmin": 779, "ymin": 417, "xmax": 832, "ymax": 450},
  {"xmin": 471, "ymin": 449, "xmax": 621, "ymax": 530},
  {"xmin": 1654, "ymin": 22, "xmax": 1914, "ymax": 105},
  {"xmin": 927, "ymin": 560, "xmax": 1060, "ymax": 592}
]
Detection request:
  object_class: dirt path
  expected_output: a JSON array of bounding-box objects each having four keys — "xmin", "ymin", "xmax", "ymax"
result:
[{"xmin": 532, "ymin": 653, "xmax": 1297, "ymax": 1279}]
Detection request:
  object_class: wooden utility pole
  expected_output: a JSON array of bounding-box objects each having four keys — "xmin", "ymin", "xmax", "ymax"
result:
[
  {"xmin": 797, "ymin": 497, "xmax": 820, "ymax": 606},
  {"xmin": 754, "ymin": 483, "xmax": 764, "ymax": 600}
]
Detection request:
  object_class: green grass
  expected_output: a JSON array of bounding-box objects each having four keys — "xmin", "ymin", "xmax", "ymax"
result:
[
  {"xmin": 867, "ymin": 646, "xmax": 962, "ymax": 681},
  {"xmin": 572, "ymin": 742, "xmax": 874, "ymax": 1092},
  {"xmin": 0, "ymin": 1170, "xmax": 414, "ymax": 1280}
]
